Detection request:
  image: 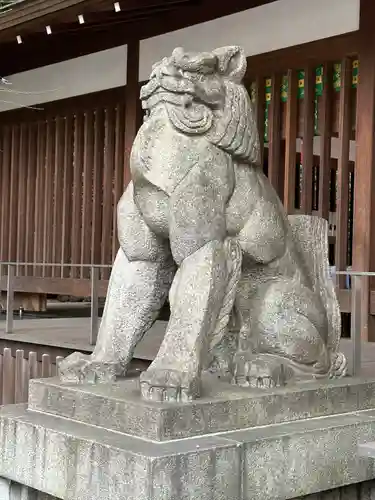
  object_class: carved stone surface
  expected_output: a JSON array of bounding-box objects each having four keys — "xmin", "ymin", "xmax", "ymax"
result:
[
  {"xmin": 4, "ymin": 474, "xmax": 375, "ymax": 500},
  {"xmin": 59, "ymin": 45, "xmax": 346, "ymax": 401},
  {"xmin": 2, "ymin": 393, "xmax": 375, "ymax": 500},
  {"xmin": 29, "ymin": 376, "xmax": 375, "ymax": 441}
]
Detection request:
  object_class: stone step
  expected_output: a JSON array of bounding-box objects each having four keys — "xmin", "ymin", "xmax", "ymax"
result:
[
  {"xmin": 2, "ymin": 403, "xmax": 375, "ymax": 500},
  {"xmin": 28, "ymin": 374, "xmax": 375, "ymax": 441}
]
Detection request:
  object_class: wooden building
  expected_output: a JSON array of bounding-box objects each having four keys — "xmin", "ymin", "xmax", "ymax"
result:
[{"xmin": 1, "ymin": 0, "xmax": 375, "ymax": 339}]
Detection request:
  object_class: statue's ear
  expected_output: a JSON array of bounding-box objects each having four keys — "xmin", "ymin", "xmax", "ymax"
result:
[{"xmin": 212, "ymin": 46, "xmax": 247, "ymax": 83}]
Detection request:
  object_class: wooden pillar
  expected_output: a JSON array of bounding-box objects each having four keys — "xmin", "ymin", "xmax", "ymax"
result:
[
  {"xmin": 352, "ymin": 0, "xmax": 375, "ymax": 340},
  {"xmin": 124, "ymin": 39, "xmax": 140, "ymax": 187}
]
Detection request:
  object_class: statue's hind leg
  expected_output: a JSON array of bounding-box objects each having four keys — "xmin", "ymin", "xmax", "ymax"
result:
[
  {"xmin": 233, "ymin": 278, "xmax": 331, "ymax": 388},
  {"xmin": 59, "ymin": 183, "xmax": 175, "ymax": 384}
]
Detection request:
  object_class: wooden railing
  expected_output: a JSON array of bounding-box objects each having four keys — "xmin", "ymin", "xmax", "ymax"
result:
[{"xmin": 0, "ymin": 347, "xmax": 62, "ymax": 405}]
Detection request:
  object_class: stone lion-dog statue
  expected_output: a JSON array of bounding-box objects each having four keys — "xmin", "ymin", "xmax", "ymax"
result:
[{"xmin": 59, "ymin": 46, "xmax": 347, "ymax": 401}]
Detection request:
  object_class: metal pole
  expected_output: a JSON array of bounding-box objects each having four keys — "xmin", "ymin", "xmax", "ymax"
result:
[
  {"xmin": 351, "ymin": 275, "xmax": 362, "ymax": 376},
  {"xmin": 90, "ymin": 266, "xmax": 99, "ymax": 345},
  {"xmin": 5, "ymin": 264, "xmax": 14, "ymax": 334}
]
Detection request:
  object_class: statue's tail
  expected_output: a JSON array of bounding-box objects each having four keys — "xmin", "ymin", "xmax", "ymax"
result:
[
  {"xmin": 208, "ymin": 238, "xmax": 242, "ymax": 353},
  {"xmin": 288, "ymin": 215, "xmax": 347, "ymax": 378}
]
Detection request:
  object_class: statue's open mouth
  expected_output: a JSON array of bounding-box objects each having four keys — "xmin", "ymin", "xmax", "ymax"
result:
[{"xmin": 141, "ymin": 90, "xmax": 193, "ymax": 114}]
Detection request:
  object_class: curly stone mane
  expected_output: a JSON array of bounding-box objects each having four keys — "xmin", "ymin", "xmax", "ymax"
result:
[{"xmin": 140, "ymin": 46, "xmax": 260, "ymax": 166}]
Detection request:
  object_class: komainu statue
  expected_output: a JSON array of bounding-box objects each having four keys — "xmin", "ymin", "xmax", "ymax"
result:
[{"xmin": 59, "ymin": 46, "xmax": 347, "ymax": 401}]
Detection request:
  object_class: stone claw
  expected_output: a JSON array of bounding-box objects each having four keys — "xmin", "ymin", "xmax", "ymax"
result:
[
  {"xmin": 59, "ymin": 351, "xmax": 118, "ymax": 384},
  {"xmin": 232, "ymin": 353, "xmax": 294, "ymax": 389},
  {"xmin": 139, "ymin": 368, "xmax": 201, "ymax": 403}
]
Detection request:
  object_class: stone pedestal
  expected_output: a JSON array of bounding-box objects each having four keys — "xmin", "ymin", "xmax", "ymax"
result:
[{"xmin": 1, "ymin": 376, "xmax": 375, "ymax": 499}]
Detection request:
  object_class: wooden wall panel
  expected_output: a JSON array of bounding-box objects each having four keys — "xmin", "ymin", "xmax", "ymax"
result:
[
  {"xmin": 0, "ymin": 128, "xmax": 11, "ymax": 267},
  {"xmin": 0, "ymin": 88, "xmax": 129, "ymax": 291}
]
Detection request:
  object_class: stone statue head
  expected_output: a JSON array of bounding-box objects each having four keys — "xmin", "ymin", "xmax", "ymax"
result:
[{"xmin": 140, "ymin": 46, "xmax": 260, "ymax": 165}]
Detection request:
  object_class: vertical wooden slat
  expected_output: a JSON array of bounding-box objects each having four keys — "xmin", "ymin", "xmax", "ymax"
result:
[
  {"xmin": 254, "ymin": 77, "xmax": 265, "ymax": 168},
  {"xmin": 284, "ymin": 69, "xmax": 298, "ymax": 213},
  {"xmin": 335, "ymin": 58, "xmax": 352, "ymax": 289},
  {"xmin": 28, "ymin": 351, "xmax": 38, "ymax": 379},
  {"xmin": 71, "ymin": 113, "xmax": 84, "ymax": 278},
  {"xmin": 16, "ymin": 125, "xmax": 28, "ymax": 275},
  {"xmin": 301, "ymin": 67, "xmax": 315, "ymax": 214},
  {"xmin": 14, "ymin": 349, "xmax": 24, "ymax": 404},
  {"xmin": 34, "ymin": 121, "xmax": 46, "ymax": 276},
  {"xmin": 2, "ymin": 348, "xmax": 14, "ymax": 405},
  {"xmin": 23, "ymin": 351, "xmax": 38, "ymax": 401},
  {"xmin": 61, "ymin": 115, "xmax": 74, "ymax": 278},
  {"xmin": 91, "ymin": 109, "xmax": 104, "ymax": 273},
  {"xmin": 43, "ymin": 119, "xmax": 55, "ymax": 277},
  {"xmin": 268, "ymin": 73, "xmax": 282, "ymax": 197},
  {"xmin": 52, "ymin": 117, "xmax": 65, "ymax": 277},
  {"xmin": 8, "ymin": 125, "xmax": 20, "ymax": 265},
  {"xmin": 101, "ymin": 107, "xmax": 116, "ymax": 280},
  {"xmin": 124, "ymin": 40, "xmax": 140, "ymax": 186},
  {"xmin": 55, "ymin": 355, "xmax": 64, "ymax": 376},
  {"xmin": 112, "ymin": 104, "xmax": 125, "ymax": 260},
  {"xmin": 0, "ymin": 127, "xmax": 11, "ymax": 263},
  {"xmin": 318, "ymin": 63, "xmax": 333, "ymax": 220},
  {"xmin": 81, "ymin": 111, "xmax": 95, "ymax": 279},
  {"xmin": 42, "ymin": 353, "xmax": 51, "ymax": 378},
  {"xmin": 25, "ymin": 123, "xmax": 37, "ymax": 276}
]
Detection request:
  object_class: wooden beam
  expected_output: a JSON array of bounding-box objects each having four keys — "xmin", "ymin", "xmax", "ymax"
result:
[
  {"xmin": 124, "ymin": 39, "xmax": 140, "ymax": 186},
  {"xmin": 246, "ymin": 32, "xmax": 359, "ymax": 79},
  {"xmin": 268, "ymin": 73, "xmax": 282, "ymax": 197},
  {"xmin": 335, "ymin": 58, "xmax": 352, "ymax": 289},
  {"xmin": 283, "ymin": 69, "xmax": 298, "ymax": 213},
  {"xmin": 318, "ymin": 63, "xmax": 332, "ymax": 220},
  {"xmin": 352, "ymin": 0, "xmax": 375, "ymax": 340},
  {"xmin": 300, "ymin": 67, "xmax": 315, "ymax": 215}
]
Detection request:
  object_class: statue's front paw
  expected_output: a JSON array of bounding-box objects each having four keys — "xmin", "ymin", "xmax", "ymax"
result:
[
  {"xmin": 139, "ymin": 367, "xmax": 201, "ymax": 402},
  {"xmin": 59, "ymin": 352, "xmax": 117, "ymax": 384}
]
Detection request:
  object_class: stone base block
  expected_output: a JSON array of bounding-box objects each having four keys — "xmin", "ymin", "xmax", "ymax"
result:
[
  {"xmin": 0, "ymin": 404, "xmax": 242, "ymax": 500},
  {"xmin": 1, "ymin": 402, "xmax": 375, "ymax": 499},
  {"xmin": 29, "ymin": 375, "xmax": 375, "ymax": 441}
]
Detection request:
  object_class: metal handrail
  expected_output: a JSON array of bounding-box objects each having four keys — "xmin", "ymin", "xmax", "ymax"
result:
[
  {"xmin": 0, "ymin": 262, "xmax": 113, "ymax": 345},
  {"xmin": 0, "ymin": 261, "xmax": 371, "ymax": 377}
]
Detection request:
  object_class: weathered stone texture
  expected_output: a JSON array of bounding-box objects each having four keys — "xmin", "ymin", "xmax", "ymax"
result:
[{"xmin": 59, "ymin": 45, "xmax": 346, "ymax": 400}]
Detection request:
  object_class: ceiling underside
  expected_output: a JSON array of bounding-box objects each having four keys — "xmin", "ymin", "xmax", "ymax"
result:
[{"xmin": 0, "ymin": 0, "xmax": 278, "ymax": 75}]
